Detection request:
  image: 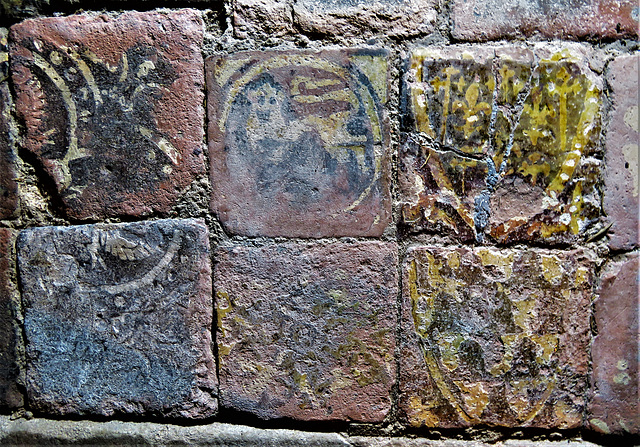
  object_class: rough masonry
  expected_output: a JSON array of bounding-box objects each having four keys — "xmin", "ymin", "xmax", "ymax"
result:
[{"xmin": 0, "ymin": 1, "xmax": 637, "ymax": 444}]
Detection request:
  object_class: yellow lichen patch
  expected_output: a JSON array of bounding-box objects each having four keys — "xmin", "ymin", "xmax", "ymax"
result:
[
  {"xmin": 530, "ymin": 334, "xmax": 559, "ymax": 363},
  {"xmin": 437, "ymin": 333, "xmax": 462, "ymax": 371},
  {"xmin": 447, "ymin": 250, "xmax": 461, "ymax": 270},
  {"xmin": 575, "ymin": 266, "xmax": 589, "ymax": 286},
  {"xmin": 512, "ymin": 299, "xmax": 535, "ymax": 331},
  {"xmin": 407, "ymin": 259, "xmax": 432, "ymax": 338},
  {"xmin": 408, "ymin": 396, "xmax": 441, "ymax": 427},
  {"xmin": 453, "ymin": 381, "xmax": 489, "ymax": 420},
  {"xmin": 330, "ymin": 368, "xmax": 354, "ymax": 393},
  {"xmin": 541, "ymin": 254, "xmax": 563, "ymax": 284},
  {"xmin": 216, "ymin": 290, "xmax": 233, "ymax": 337},
  {"xmin": 475, "ymin": 248, "xmax": 514, "ymax": 278},
  {"xmin": 554, "ymin": 400, "xmax": 582, "ymax": 429}
]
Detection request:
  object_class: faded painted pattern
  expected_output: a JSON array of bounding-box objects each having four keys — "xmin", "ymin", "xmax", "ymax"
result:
[
  {"xmin": 215, "ymin": 242, "xmax": 397, "ymax": 422},
  {"xmin": 17, "ymin": 219, "xmax": 216, "ymax": 418},
  {"xmin": 208, "ymin": 49, "xmax": 391, "ymax": 237},
  {"xmin": 400, "ymin": 47, "xmax": 602, "ymax": 243},
  {"xmin": 399, "ymin": 246, "xmax": 594, "ymax": 428},
  {"xmin": 10, "ymin": 11, "xmax": 205, "ymax": 219}
]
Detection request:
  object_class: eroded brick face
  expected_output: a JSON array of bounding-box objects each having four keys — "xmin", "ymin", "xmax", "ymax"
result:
[
  {"xmin": 233, "ymin": 0, "xmax": 436, "ymax": 39},
  {"xmin": 0, "ymin": 29, "xmax": 18, "ymax": 220},
  {"xmin": 0, "ymin": 229, "xmax": 22, "ymax": 409},
  {"xmin": 590, "ymin": 254, "xmax": 639, "ymax": 435},
  {"xmin": 451, "ymin": 0, "xmax": 638, "ymax": 41},
  {"xmin": 208, "ymin": 49, "xmax": 392, "ymax": 238},
  {"xmin": 215, "ymin": 242, "xmax": 398, "ymax": 422},
  {"xmin": 399, "ymin": 246, "xmax": 594, "ymax": 428},
  {"xmin": 10, "ymin": 10, "xmax": 205, "ymax": 220},
  {"xmin": 17, "ymin": 219, "xmax": 216, "ymax": 418},
  {"xmin": 604, "ymin": 54, "xmax": 639, "ymax": 251},
  {"xmin": 400, "ymin": 46, "xmax": 602, "ymax": 244}
]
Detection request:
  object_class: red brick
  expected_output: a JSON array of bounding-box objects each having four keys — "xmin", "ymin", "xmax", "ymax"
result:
[
  {"xmin": 17, "ymin": 219, "xmax": 216, "ymax": 418},
  {"xmin": 0, "ymin": 229, "xmax": 22, "ymax": 409},
  {"xmin": 399, "ymin": 246, "xmax": 594, "ymax": 428},
  {"xmin": 589, "ymin": 254, "xmax": 639, "ymax": 435},
  {"xmin": 207, "ymin": 49, "xmax": 392, "ymax": 237},
  {"xmin": 604, "ymin": 54, "xmax": 639, "ymax": 251},
  {"xmin": 232, "ymin": 0, "xmax": 436, "ymax": 39},
  {"xmin": 10, "ymin": 10, "xmax": 205, "ymax": 220},
  {"xmin": 0, "ymin": 29, "xmax": 18, "ymax": 220},
  {"xmin": 451, "ymin": 0, "xmax": 638, "ymax": 41},
  {"xmin": 215, "ymin": 241, "xmax": 398, "ymax": 421},
  {"xmin": 400, "ymin": 45, "xmax": 602, "ymax": 244},
  {"xmin": 291, "ymin": 0, "xmax": 436, "ymax": 39}
]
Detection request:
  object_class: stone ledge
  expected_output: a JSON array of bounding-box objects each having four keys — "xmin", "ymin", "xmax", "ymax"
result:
[{"xmin": 0, "ymin": 416, "xmax": 604, "ymax": 446}]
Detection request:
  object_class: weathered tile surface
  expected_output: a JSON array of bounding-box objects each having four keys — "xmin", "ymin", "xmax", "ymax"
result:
[
  {"xmin": 233, "ymin": 0, "xmax": 436, "ymax": 39},
  {"xmin": 451, "ymin": 0, "xmax": 638, "ymax": 40},
  {"xmin": 233, "ymin": 0, "xmax": 296, "ymax": 39},
  {"xmin": 17, "ymin": 219, "xmax": 216, "ymax": 418},
  {"xmin": 215, "ymin": 242, "xmax": 398, "ymax": 421},
  {"xmin": 10, "ymin": 10, "xmax": 205, "ymax": 220},
  {"xmin": 291, "ymin": 0, "xmax": 436, "ymax": 39},
  {"xmin": 208, "ymin": 49, "xmax": 391, "ymax": 238},
  {"xmin": 0, "ymin": 229, "xmax": 23, "ymax": 409},
  {"xmin": 589, "ymin": 253, "xmax": 639, "ymax": 435},
  {"xmin": 0, "ymin": 29, "xmax": 18, "ymax": 220},
  {"xmin": 400, "ymin": 46, "xmax": 602, "ymax": 244},
  {"xmin": 399, "ymin": 246, "xmax": 594, "ymax": 428},
  {"xmin": 604, "ymin": 54, "xmax": 639, "ymax": 251}
]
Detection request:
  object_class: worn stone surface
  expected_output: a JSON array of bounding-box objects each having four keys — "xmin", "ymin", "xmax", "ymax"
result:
[
  {"xmin": 208, "ymin": 49, "xmax": 391, "ymax": 238},
  {"xmin": 451, "ymin": 0, "xmax": 638, "ymax": 40},
  {"xmin": 604, "ymin": 54, "xmax": 639, "ymax": 251},
  {"xmin": 17, "ymin": 219, "xmax": 216, "ymax": 418},
  {"xmin": 589, "ymin": 253, "xmax": 639, "ymax": 435},
  {"xmin": 0, "ymin": 416, "xmax": 352, "ymax": 446},
  {"xmin": 215, "ymin": 241, "xmax": 398, "ymax": 421},
  {"xmin": 0, "ymin": 229, "xmax": 22, "ymax": 409},
  {"xmin": 292, "ymin": 0, "xmax": 436, "ymax": 39},
  {"xmin": 232, "ymin": 0, "xmax": 436, "ymax": 39},
  {"xmin": 233, "ymin": 0, "xmax": 296, "ymax": 39},
  {"xmin": 400, "ymin": 46, "xmax": 602, "ymax": 244},
  {"xmin": 0, "ymin": 28, "xmax": 18, "ymax": 220},
  {"xmin": 0, "ymin": 415, "xmax": 608, "ymax": 446},
  {"xmin": 399, "ymin": 246, "xmax": 594, "ymax": 428},
  {"xmin": 10, "ymin": 10, "xmax": 205, "ymax": 220}
]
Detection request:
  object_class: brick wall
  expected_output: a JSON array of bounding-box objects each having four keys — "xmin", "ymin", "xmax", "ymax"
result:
[{"xmin": 0, "ymin": 1, "xmax": 638, "ymax": 444}]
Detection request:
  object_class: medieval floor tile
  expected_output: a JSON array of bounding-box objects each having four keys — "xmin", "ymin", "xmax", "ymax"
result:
[
  {"xmin": 400, "ymin": 45, "xmax": 602, "ymax": 244},
  {"xmin": 399, "ymin": 246, "xmax": 594, "ymax": 428},
  {"xmin": 17, "ymin": 219, "xmax": 216, "ymax": 418},
  {"xmin": 215, "ymin": 241, "xmax": 398, "ymax": 421},
  {"xmin": 603, "ymin": 54, "xmax": 639, "ymax": 251},
  {"xmin": 589, "ymin": 253, "xmax": 639, "ymax": 435},
  {"xmin": 10, "ymin": 10, "xmax": 205, "ymax": 219},
  {"xmin": 207, "ymin": 49, "xmax": 392, "ymax": 237}
]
